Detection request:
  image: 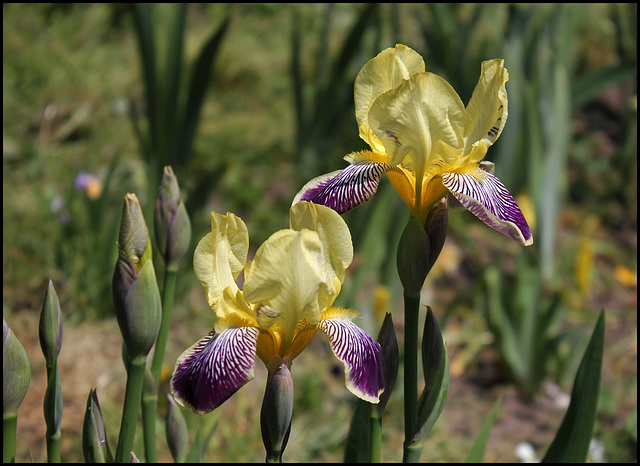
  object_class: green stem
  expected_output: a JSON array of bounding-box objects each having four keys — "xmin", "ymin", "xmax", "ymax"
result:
[
  {"xmin": 151, "ymin": 267, "xmax": 177, "ymax": 385},
  {"xmin": 403, "ymin": 442, "xmax": 424, "ymax": 463},
  {"xmin": 115, "ymin": 359, "xmax": 147, "ymax": 462},
  {"xmin": 46, "ymin": 432, "xmax": 61, "ymax": 463},
  {"xmin": 402, "ymin": 292, "xmax": 421, "ymax": 462},
  {"xmin": 141, "ymin": 385, "xmax": 158, "ymax": 462},
  {"xmin": 44, "ymin": 363, "xmax": 62, "ymax": 463},
  {"xmin": 3, "ymin": 415, "xmax": 17, "ymax": 463},
  {"xmin": 369, "ymin": 407, "xmax": 382, "ymax": 462}
]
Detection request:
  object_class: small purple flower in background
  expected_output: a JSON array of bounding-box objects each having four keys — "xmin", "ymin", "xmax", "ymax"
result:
[{"xmin": 74, "ymin": 172, "xmax": 103, "ymax": 200}]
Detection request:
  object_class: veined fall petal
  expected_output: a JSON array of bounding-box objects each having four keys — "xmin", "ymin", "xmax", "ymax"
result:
[
  {"xmin": 317, "ymin": 308, "xmax": 385, "ymax": 404},
  {"xmin": 170, "ymin": 326, "xmax": 259, "ymax": 415},
  {"xmin": 440, "ymin": 167, "xmax": 533, "ymax": 246}
]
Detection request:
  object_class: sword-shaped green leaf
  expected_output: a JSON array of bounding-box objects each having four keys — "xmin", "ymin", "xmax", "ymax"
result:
[{"xmin": 541, "ymin": 310, "xmax": 605, "ymax": 463}]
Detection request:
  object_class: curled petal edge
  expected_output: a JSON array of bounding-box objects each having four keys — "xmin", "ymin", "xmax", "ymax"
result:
[{"xmin": 441, "ymin": 168, "xmax": 533, "ymax": 246}]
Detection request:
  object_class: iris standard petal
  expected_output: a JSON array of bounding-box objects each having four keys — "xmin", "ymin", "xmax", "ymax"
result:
[
  {"xmin": 193, "ymin": 212, "xmax": 249, "ymax": 310},
  {"xmin": 243, "ymin": 229, "xmax": 328, "ymax": 341},
  {"xmin": 289, "ymin": 202, "xmax": 353, "ymax": 291},
  {"xmin": 292, "ymin": 160, "xmax": 390, "ymax": 215},
  {"xmin": 441, "ymin": 167, "xmax": 533, "ymax": 246},
  {"xmin": 355, "ymin": 43, "xmax": 425, "ymax": 153},
  {"xmin": 170, "ymin": 326, "xmax": 259, "ymax": 414},
  {"xmin": 318, "ymin": 309, "xmax": 385, "ymax": 403},
  {"xmin": 462, "ymin": 59, "xmax": 509, "ymax": 158},
  {"xmin": 368, "ymin": 72, "xmax": 466, "ymax": 175}
]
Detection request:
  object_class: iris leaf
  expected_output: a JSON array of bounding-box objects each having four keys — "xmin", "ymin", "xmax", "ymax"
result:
[{"xmin": 541, "ymin": 310, "xmax": 605, "ymax": 463}]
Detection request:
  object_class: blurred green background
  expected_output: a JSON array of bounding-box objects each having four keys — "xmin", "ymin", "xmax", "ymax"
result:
[{"xmin": 3, "ymin": 3, "xmax": 636, "ymax": 463}]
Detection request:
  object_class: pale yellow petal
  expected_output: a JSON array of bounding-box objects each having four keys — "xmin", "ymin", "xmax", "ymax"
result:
[
  {"xmin": 289, "ymin": 201, "xmax": 353, "ymax": 290},
  {"xmin": 368, "ymin": 72, "xmax": 465, "ymax": 180},
  {"xmin": 243, "ymin": 229, "xmax": 332, "ymax": 348},
  {"xmin": 193, "ymin": 211, "xmax": 249, "ymax": 310},
  {"xmin": 463, "ymin": 59, "xmax": 509, "ymax": 158},
  {"xmin": 355, "ymin": 44, "xmax": 425, "ymax": 154}
]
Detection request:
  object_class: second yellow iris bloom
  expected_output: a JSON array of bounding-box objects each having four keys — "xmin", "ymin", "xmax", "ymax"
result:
[{"xmin": 294, "ymin": 44, "xmax": 532, "ymax": 246}]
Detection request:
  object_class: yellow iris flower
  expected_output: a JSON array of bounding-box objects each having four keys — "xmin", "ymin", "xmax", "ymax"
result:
[
  {"xmin": 294, "ymin": 44, "xmax": 532, "ymax": 246},
  {"xmin": 171, "ymin": 202, "xmax": 384, "ymax": 414}
]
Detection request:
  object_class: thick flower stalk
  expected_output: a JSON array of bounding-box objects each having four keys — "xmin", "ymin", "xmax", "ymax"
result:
[
  {"xmin": 112, "ymin": 193, "xmax": 162, "ymax": 463},
  {"xmin": 293, "ymin": 44, "xmax": 532, "ymax": 246},
  {"xmin": 170, "ymin": 202, "xmax": 385, "ymax": 459}
]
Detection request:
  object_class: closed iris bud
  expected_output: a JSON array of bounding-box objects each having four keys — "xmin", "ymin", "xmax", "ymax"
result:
[
  {"xmin": 112, "ymin": 193, "xmax": 162, "ymax": 362},
  {"xmin": 260, "ymin": 355, "xmax": 294, "ymax": 463},
  {"xmin": 3, "ymin": 319, "xmax": 31, "ymax": 417},
  {"xmin": 423, "ymin": 197, "xmax": 449, "ymax": 277},
  {"xmin": 82, "ymin": 388, "xmax": 113, "ymax": 463},
  {"xmin": 374, "ymin": 312, "xmax": 398, "ymax": 417},
  {"xmin": 166, "ymin": 395, "xmax": 189, "ymax": 463},
  {"xmin": 39, "ymin": 280, "xmax": 63, "ymax": 367},
  {"xmin": 154, "ymin": 166, "xmax": 191, "ymax": 270},
  {"xmin": 397, "ymin": 215, "xmax": 431, "ymax": 295}
]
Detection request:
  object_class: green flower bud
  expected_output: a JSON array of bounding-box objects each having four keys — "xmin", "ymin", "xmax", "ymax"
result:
[
  {"xmin": 373, "ymin": 312, "xmax": 398, "ymax": 417},
  {"xmin": 397, "ymin": 215, "xmax": 431, "ymax": 295},
  {"xmin": 166, "ymin": 395, "xmax": 189, "ymax": 463},
  {"xmin": 154, "ymin": 166, "xmax": 191, "ymax": 269},
  {"xmin": 113, "ymin": 193, "xmax": 162, "ymax": 362},
  {"xmin": 414, "ymin": 307, "xmax": 449, "ymax": 445},
  {"xmin": 82, "ymin": 388, "xmax": 113, "ymax": 463},
  {"xmin": 39, "ymin": 280, "xmax": 63, "ymax": 367},
  {"xmin": 3, "ymin": 319, "xmax": 31, "ymax": 417},
  {"xmin": 260, "ymin": 355, "xmax": 294, "ymax": 463},
  {"xmin": 424, "ymin": 197, "xmax": 448, "ymax": 277}
]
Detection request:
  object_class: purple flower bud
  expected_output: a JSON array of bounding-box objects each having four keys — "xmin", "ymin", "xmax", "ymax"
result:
[{"xmin": 154, "ymin": 166, "xmax": 191, "ymax": 269}]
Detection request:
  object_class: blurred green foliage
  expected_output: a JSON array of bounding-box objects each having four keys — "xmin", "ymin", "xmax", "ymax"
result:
[{"xmin": 3, "ymin": 2, "xmax": 636, "ymax": 463}]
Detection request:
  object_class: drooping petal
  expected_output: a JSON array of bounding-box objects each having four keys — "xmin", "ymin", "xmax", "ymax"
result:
[
  {"xmin": 317, "ymin": 308, "xmax": 385, "ymax": 403},
  {"xmin": 243, "ymin": 229, "xmax": 328, "ymax": 343},
  {"xmin": 441, "ymin": 166, "xmax": 533, "ymax": 246},
  {"xmin": 193, "ymin": 212, "xmax": 249, "ymax": 311},
  {"xmin": 368, "ymin": 72, "xmax": 465, "ymax": 177},
  {"xmin": 293, "ymin": 161, "xmax": 388, "ymax": 214},
  {"xmin": 462, "ymin": 59, "xmax": 509, "ymax": 158},
  {"xmin": 170, "ymin": 326, "xmax": 259, "ymax": 414},
  {"xmin": 355, "ymin": 44, "xmax": 425, "ymax": 153}
]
